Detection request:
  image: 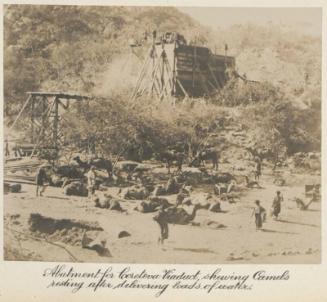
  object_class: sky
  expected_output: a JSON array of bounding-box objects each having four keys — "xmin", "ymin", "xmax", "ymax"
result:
[{"xmin": 178, "ymin": 7, "xmax": 322, "ymax": 36}]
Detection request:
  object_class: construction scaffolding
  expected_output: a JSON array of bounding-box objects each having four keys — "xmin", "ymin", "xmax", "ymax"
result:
[
  {"xmin": 130, "ymin": 31, "xmax": 236, "ymax": 102},
  {"xmin": 130, "ymin": 35, "xmax": 178, "ymax": 103},
  {"xmin": 8, "ymin": 92, "xmax": 91, "ymax": 158}
]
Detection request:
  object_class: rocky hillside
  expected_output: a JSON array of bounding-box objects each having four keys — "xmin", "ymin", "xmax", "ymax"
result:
[
  {"xmin": 4, "ymin": 6, "xmax": 321, "ymax": 114},
  {"xmin": 4, "ymin": 5, "xmax": 321, "ymax": 156},
  {"xmin": 211, "ymin": 24, "xmax": 321, "ymax": 109},
  {"xmin": 4, "ymin": 5, "xmax": 205, "ymax": 115}
]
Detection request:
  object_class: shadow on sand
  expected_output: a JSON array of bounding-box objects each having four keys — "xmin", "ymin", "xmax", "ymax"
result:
[
  {"xmin": 46, "ymin": 195, "xmax": 70, "ymax": 200},
  {"xmin": 261, "ymin": 228, "xmax": 298, "ymax": 235},
  {"xmin": 303, "ymin": 208, "xmax": 320, "ymax": 212},
  {"xmin": 277, "ymin": 219, "xmax": 319, "ymax": 228},
  {"xmin": 173, "ymin": 247, "xmax": 216, "ymax": 254}
]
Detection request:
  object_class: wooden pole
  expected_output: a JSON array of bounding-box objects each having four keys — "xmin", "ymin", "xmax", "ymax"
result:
[
  {"xmin": 41, "ymin": 96, "xmax": 47, "ymax": 145},
  {"xmin": 130, "ymin": 49, "xmax": 152, "ymax": 100},
  {"xmin": 148, "ymin": 51, "xmax": 162, "ymax": 96},
  {"xmin": 176, "ymin": 78, "xmax": 189, "ymax": 98},
  {"xmin": 172, "ymin": 40, "xmax": 177, "ymax": 96},
  {"xmin": 164, "ymin": 57, "xmax": 173, "ymax": 89},
  {"xmin": 208, "ymin": 64, "xmax": 221, "ymax": 89},
  {"xmin": 31, "ymin": 95, "xmax": 34, "ymax": 144},
  {"xmin": 9, "ymin": 94, "xmax": 32, "ymax": 133},
  {"xmin": 160, "ymin": 47, "xmax": 165, "ymax": 94},
  {"xmin": 131, "ymin": 60, "xmax": 151, "ymax": 101},
  {"xmin": 192, "ymin": 47, "xmax": 196, "ymax": 94},
  {"xmin": 151, "ymin": 41, "xmax": 156, "ymax": 97},
  {"xmin": 30, "ymin": 98, "xmax": 56, "ymax": 158},
  {"xmin": 53, "ymin": 96, "xmax": 59, "ymax": 149}
]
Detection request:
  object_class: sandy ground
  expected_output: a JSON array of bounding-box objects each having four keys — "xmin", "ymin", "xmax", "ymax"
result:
[{"xmin": 3, "ymin": 167, "xmax": 321, "ymax": 264}]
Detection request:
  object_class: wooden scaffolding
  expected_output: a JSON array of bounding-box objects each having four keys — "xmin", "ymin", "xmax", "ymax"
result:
[
  {"xmin": 8, "ymin": 92, "xmax": 91, "ymax": 157},
  {"xmin": 130, "ymin": 32, "xmax": 236, "ymax": 102}
]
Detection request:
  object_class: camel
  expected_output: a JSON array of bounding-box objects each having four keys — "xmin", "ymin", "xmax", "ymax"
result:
[
  {"xmin": 190, "ymin": 148, "xmax": 219, "ymax": 170},
  {"xmin": 134, "ymin": 197, "xmax": 172, "ymax": 213},
  {"xmin": 164, "ymin": 204, "xmax": 202, "ymax": 225},
  {"xmin": 213, "ymin": 172, "xmax": 234, "ymax": 183},
  {"xmin": 244, "ymin": 176, "xmax": 261, "ymax": 188},
  {"xmin": 73, "ymin": 156, "xmax": 113, "ymax": 178},
  {"xmin": 156, "ymin": 150, "xmax": 184, "ymax": 174},
  {"xmin": 295, "ymin": 198, "xmax": 315, "ymax": 211},
  {"xmin": 214, "ymin": 182, "xmax": 234, "ymax": 195},
  {"xmin": 63, "ymin": 181, "xmax": 88, "ymax": 197},
  {"xmin": 94, "ymin": 195, "xmax": 125, "ymax": 212},
  {"xmin": 54, "ymin": 165, "xmax": 84, "ymax": 179},
  {"xmin": 246, "ymin": 147, "xmax": 273, "ymax": 161}
]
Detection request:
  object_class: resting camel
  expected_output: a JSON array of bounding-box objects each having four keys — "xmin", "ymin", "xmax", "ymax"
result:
[
  {"xmin": 134, "ymin": 197, "xmax": 172, "ymax": 213},
  {"xmin": 164, "ymin": 204, "xmax": 202, "ymax": 225},
  {"xmin": 295, "ymin": 198, "xmax": 315, "ymax": 211},
  {"xmin": 54, "ymin": 165, "xmax": 84, "ymax": 179},
  {"xmin": 73, "ymin": 156, "xmax": 113, "ymax": 178},
  {"xmin": 244, "ymin": 176, "xmax": 261, "ymax": 188}
]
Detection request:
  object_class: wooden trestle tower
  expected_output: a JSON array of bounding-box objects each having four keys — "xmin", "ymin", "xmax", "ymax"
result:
[
  {"xmin": 9, "ymin": 92, "xmax": 91, "ymax": 157},
  {"xmin": 130, "ymin": 31, "xmax": 236, "ymax": 102}
]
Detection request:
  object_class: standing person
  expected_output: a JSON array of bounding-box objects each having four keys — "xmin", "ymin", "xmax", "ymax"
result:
[
  {"xmin": 87, "ymin": 166, "xmax": 97, "ymax": 201},
  {"xmin": 165, "ymin": 174, "xmax": 179, "ymax": 194},
  {"xmin": 271, "ymin": 191, "xmax": 283, "ymax": 220},
  {"xmin": 312, "ymin": 185, "xmax": 320, "ymax": 202},
  {"xmin": 252, "ymin": 200, "xmax": 266, "ymax": 230},
  {"xmin": 36, "ymin": 163, "xmax": 50, "ymax": 197},
  {"xmin": 5, "ymin": 139, "xmax": 10, "ymax": 157},
  {"xmin": 153, "ymin": 206, "xmax": 169, "ymax": 244},
  {"xmin": 254, "ymin": 157, "xmax": 262, "ymax": 181}
]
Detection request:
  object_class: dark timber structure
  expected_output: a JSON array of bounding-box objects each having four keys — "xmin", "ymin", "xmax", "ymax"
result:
[
  {"xmin": 131, "ymin": 31, "xmax": 236, "ymax": 102},
  {"xmin": 9, "ymin": 92, "xmax": 91, "ymax": 157}
]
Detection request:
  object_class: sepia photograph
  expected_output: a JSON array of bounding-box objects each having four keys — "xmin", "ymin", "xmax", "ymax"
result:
[{"xmin": 3, "ymin": 4, "xmax": 322, "ymax": 264}]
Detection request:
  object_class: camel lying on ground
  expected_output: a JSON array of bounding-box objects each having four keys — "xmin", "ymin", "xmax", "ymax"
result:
[
  {"xmin": 165, "ymin": 204, "xmax": 202, "ymax": 225},
  {"xmin": 73, "ymin": 156, "xmax": 113, "ymax": 178},
  {"xmin": 244, "ymin": 176, "xmax": 261, "ymax": 188}
]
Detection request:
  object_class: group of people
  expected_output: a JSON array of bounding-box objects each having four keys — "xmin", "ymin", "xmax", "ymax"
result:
[
  {"xmin": 252, "ymin": 191, "xmax": 284, "ymax": 230},
  {"xmin": 250, "ymin": 156, "xmax": 284, "ymax": 230},
  {"xmin": 35, "ymin": 162, "xmax": 98, "ymax": 199}
]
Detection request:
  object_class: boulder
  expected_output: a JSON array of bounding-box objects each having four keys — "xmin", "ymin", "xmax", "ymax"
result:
[
  {"xmin": 81, "ymin": 231, "xmax": 111, "ymax": 257},
  {"xmin": 10, "ymin": 183, "xmax": 22, "ymax": 193},
  {"xmin": 3, "ymin": 183, "xmax": 22, "ymax": 193}
]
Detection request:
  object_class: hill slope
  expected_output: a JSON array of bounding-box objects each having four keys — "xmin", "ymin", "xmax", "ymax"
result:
[{"xmin": 4, "ymin": 5, "xmax": 206, "ymax": 115}]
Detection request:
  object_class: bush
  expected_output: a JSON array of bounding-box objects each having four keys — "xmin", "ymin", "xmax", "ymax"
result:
[{"xmin": 60, "ymin": 95, "xmax": 227, "ymax": 161}]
